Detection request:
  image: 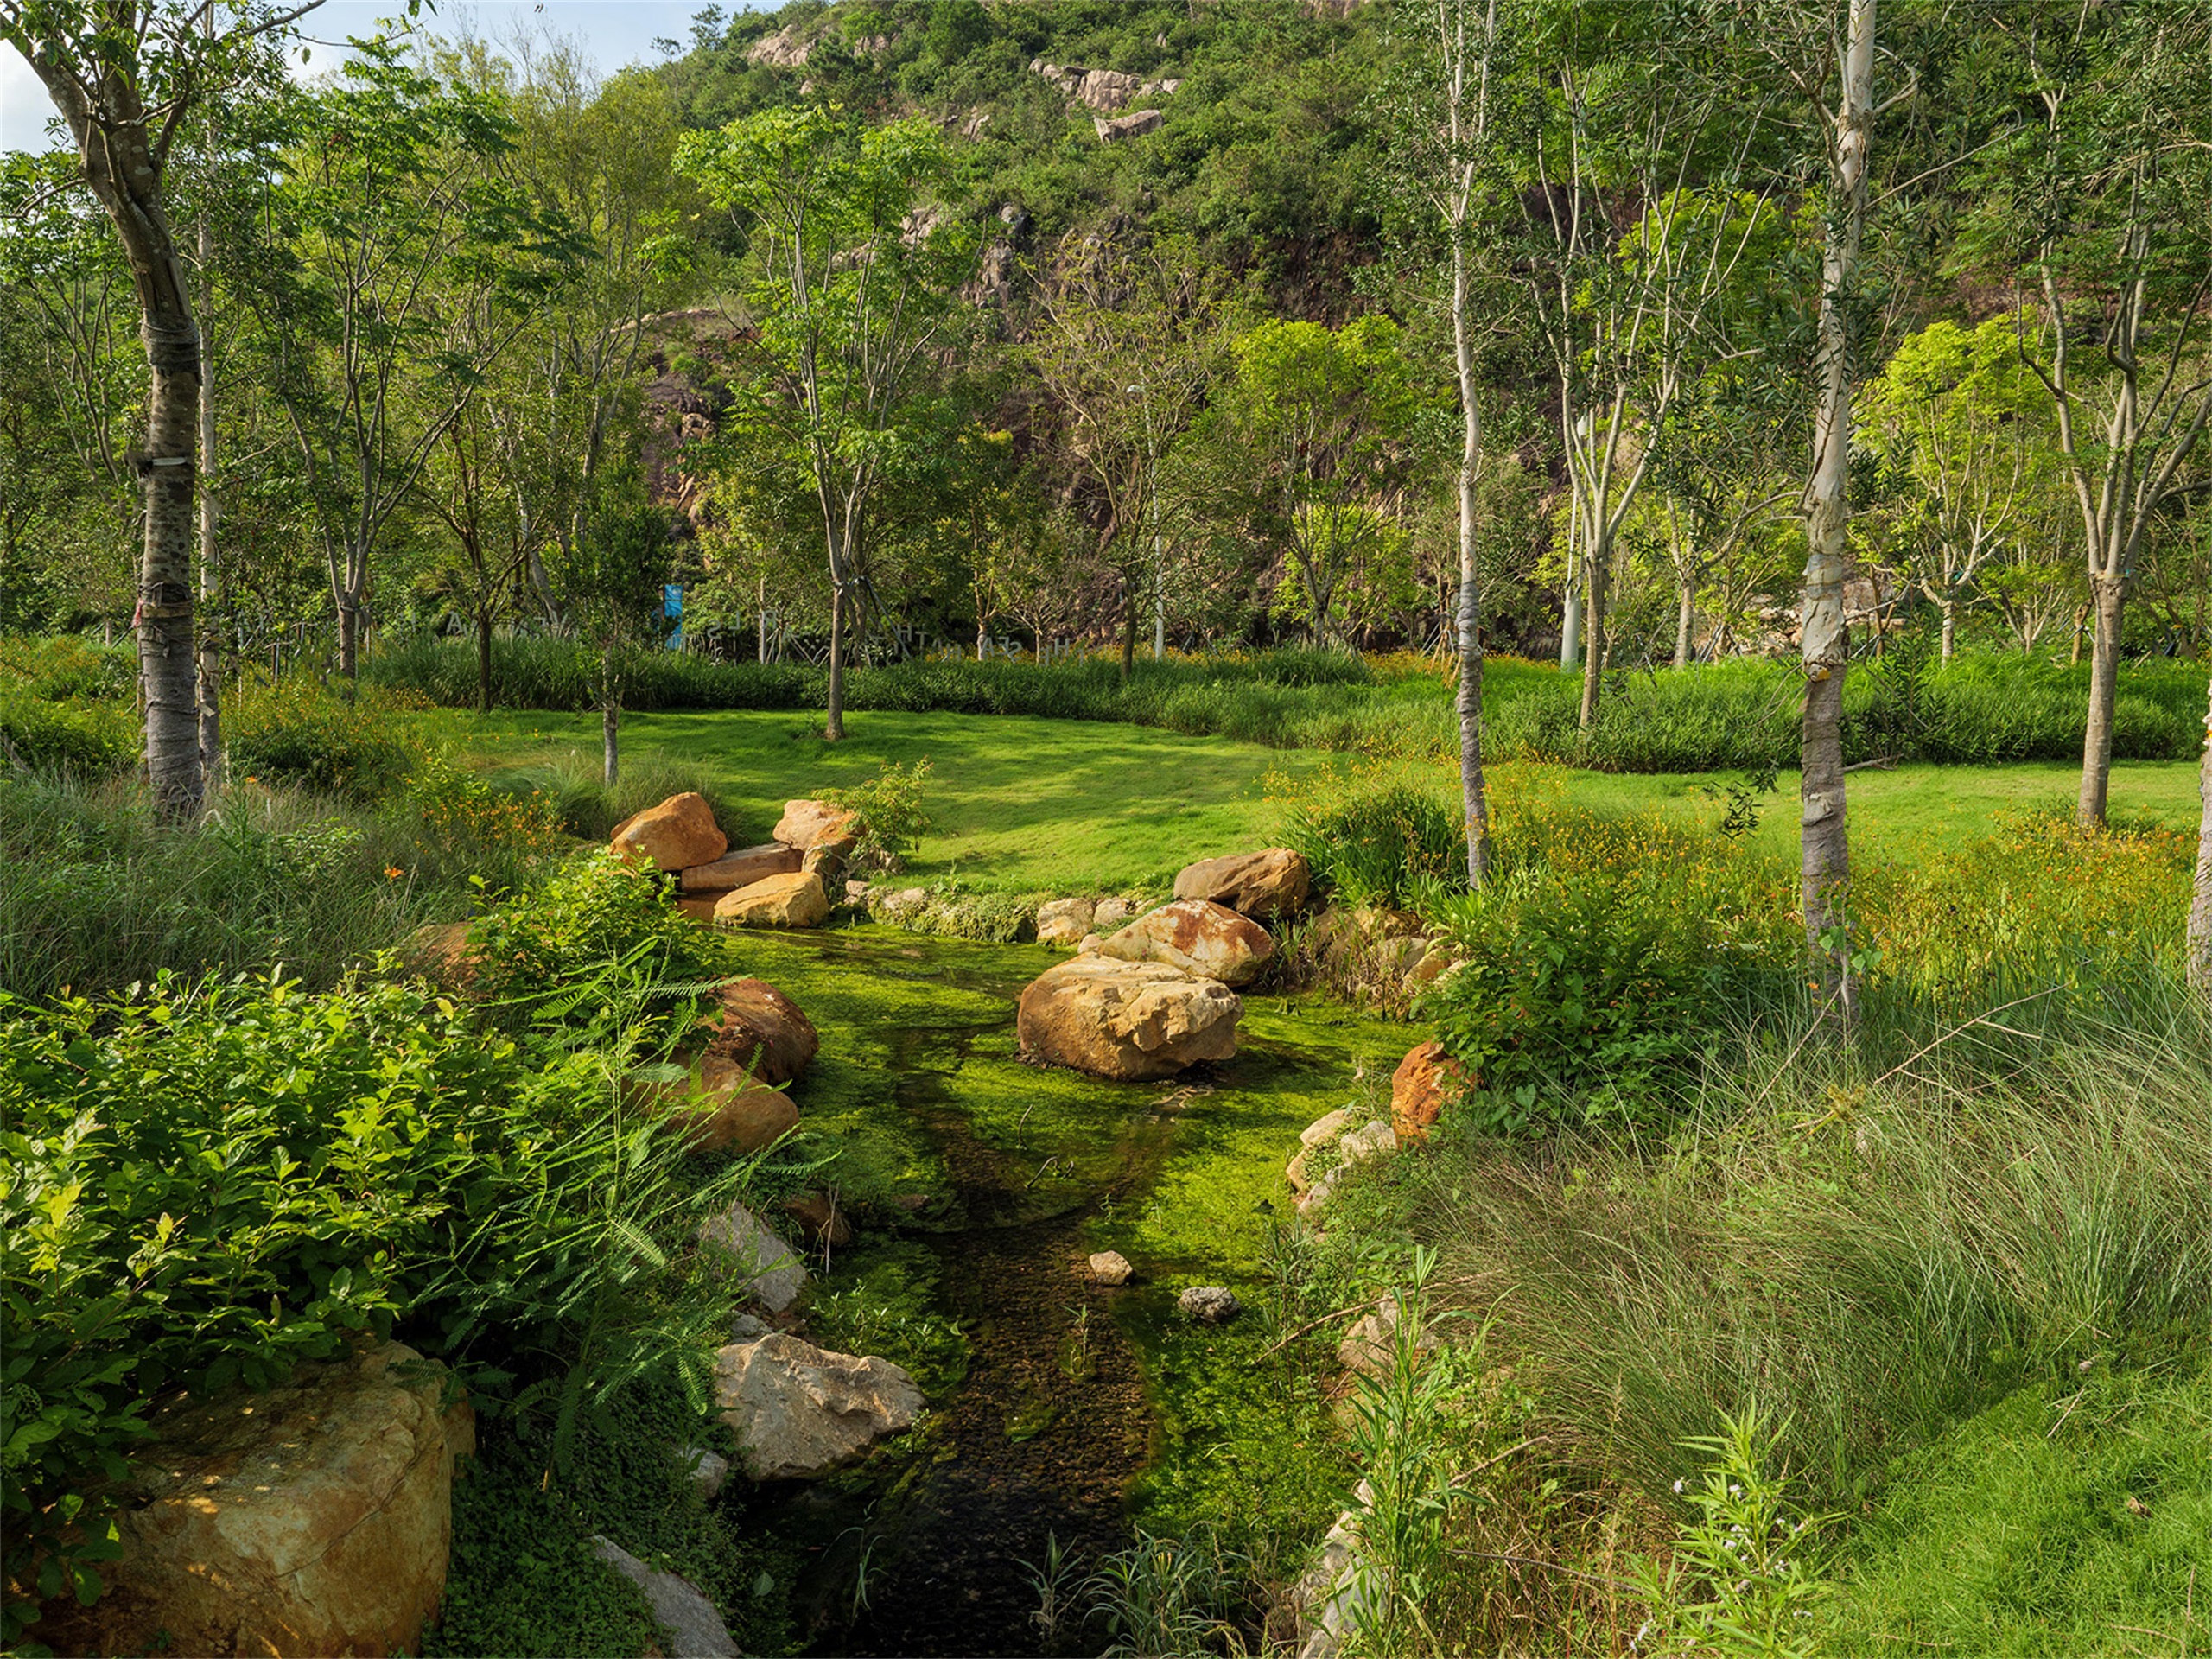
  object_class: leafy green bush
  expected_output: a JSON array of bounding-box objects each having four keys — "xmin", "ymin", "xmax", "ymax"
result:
[
  {"xmin": 1421, "ymin": 874, "xmax": 1738, "ymax": 1130},
  {"xmin": 1, "ymin": 949, "xmax": 759, "ymax": 1645},
  {"xmin": 824, "ymin": 756, "xmax": 933, "ymax": 870}
]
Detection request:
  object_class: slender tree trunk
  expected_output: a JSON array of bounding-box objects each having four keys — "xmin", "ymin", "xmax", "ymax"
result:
[
  {"xmin": 1939, "ymin": 595, "xmax": 1955, "ymax": 662},
  {"xmin": 1800, "ymin": 0, "xmax": 1878, "ymax": 1026},
  {"xmin": 476, "ymin": 611, "xmax": 494, "ymax": 714},
  {"xmin": 1120, "ymin": 576, "xmax": 1138, "ymax": 683},
  {"xmin": 338, "ymin": 597, "xmax": 360, "ymax": 680},
  {"xmin": 2189, "ymin": 671, "xmax": 2212, "ymax": 1000},
  {"xmin": 602, "ymin": 706, "xmax": 620, "ymax": 788},
  {"xmin": 825, "ymin": 578, "xmax": 847, "ymax": 741},
  {"xmin": 1578, "ymin": 525, "xmax": 1605, "ymax": 728},
  {"xmin": 139, "ymin": 311, "xmax": 203, "ymax": 817},
  {"xmin": 1675, "ymin": 578, "xmax": 1694, "ymax": 669},
  {"xmin": 195, "ymin": 201, "xmax": 221, "ymax": 792},
  {"xmin": 2077, "ymin": 574, "xmax": 2126, "ymax": 826},
  {"xmin": 1452, "ymin": 242, "xmax": 1491, "ymax": 884}
]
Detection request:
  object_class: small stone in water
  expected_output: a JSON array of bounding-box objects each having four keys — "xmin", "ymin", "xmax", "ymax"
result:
[
  {"xmin": 1179, "ymin": 1285, "xmax": 1240, "ymax": 1324},
  {"xmin": 1088, "ymin": 1250, "xmax": 1134, "ymax": 1285}
]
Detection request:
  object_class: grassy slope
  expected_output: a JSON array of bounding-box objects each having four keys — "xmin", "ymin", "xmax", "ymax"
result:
[{"xmin": 447, "ymin": 708, "xmax": 2201, "ymax": 891}]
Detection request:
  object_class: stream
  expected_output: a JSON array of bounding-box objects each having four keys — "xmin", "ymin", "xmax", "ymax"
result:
[{"xmin": 706, "ymin": 925, "xmax": 1402, "ymax": 1657}]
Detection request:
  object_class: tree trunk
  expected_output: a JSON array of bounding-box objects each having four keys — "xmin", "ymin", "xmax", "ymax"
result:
[
  {"xmin": 2070, "ymin": 605, "xmax": 2088, "ymax": 664},
  {"xmin": 1120, "ymin": 578, "xmax": 1138, "ymax": 683},
  {"xmin": 2077, "ymin": 574, "xmax": 2126, "ymax": 827},
  {"xmin": 1560, "ymin": 560, "xmax": 1581, "ymax": 671},
  {"xmin": 2189, "ymin": 671, "xmax": 2211, "ymax": 1001},
  {"xmin": 476, "ymin": 611, "xmax": 494, "ymax": 714},
  {"xmin": 1939, "ymin": 594, "xmax": 1956, "ymax": 662},
  {"xmin": 1800, "ymin": 0, "xmax": 1878, "ymax": 1027},
  {"xmin": 1578, "ymin": 528, "xmax": 1605, "ymax": 728},
  {"xmin": 825, "ymin": 578, "xmax": 847, "ymax": 741},
  {"xmin": 1453, "ymin": 258, "xmax": 1491, "ymax": 883},
  {"xmin": 338, "ymin": 597, "xmax": 361, "ymax": 681},
  {"xmin": 138, "ymin": 315, "xmax": 203, "ymax": 817},
  {"xmin": 195, "ymin": 198, "xmax": 222, "ymax": 793},
  {"xmin": 1675, "ymin": 578, "xmax": 1694, "ymax": 669},
  {"xmin": 603, "ymin": 702, "xmax": 620, "ymax": 789}
]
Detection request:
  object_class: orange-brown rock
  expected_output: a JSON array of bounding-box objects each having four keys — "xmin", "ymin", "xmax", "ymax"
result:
[
  {"xmin": 1391, "ymin": 1041, "xmax": 1470, "ymax": 1143},
  {"xmin": 1099, "ymin": 899, "xmax": 1275, "ymax": 987},
  {"xmin": 713, "ymin": 871, "xmax": 830, "ymax": 929},
  {"xmin": 681, "ymin": 842, "xmax": 802, "ymax": 894},
  {"xmin": 660, "ymin": 1058, "xmax": 801, "ymax": 1155},
  {"xmin": 31, "ymin": 1342, "xmax": 470, "ymax": 1659},
  {"xmin": 708, "ymin": 978, "xmax": 820, "ymax": 1085},
  {"xmin": 611, "ymin": 792, "xmax": 728, "ymax": 873},
  {"xmin": 405, "ymin": 920, "xmax": 478, "ymax": 988},
  {"xmin": 1016, "ymin": 957, "xmax": 1242, "ymax": 1081},
  {"xmin": 772, "ymin": 799, "xmax": 860, "ymax": 851},
  {"xmin": 783, "ymin": 1190, "xmax": 853, "ymax": 1248},
  {"xmin": 1172, "ymin": 848, "xmax": 1311, "ymax": 921}
]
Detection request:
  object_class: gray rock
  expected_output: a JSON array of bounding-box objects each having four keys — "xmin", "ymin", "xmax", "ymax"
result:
[
  {"xmin": 677, "ymin": 1444, "xmax": 729, "ymax": 1502},
  {"xmin": 700, "ymin": 1203, "xmax": 806, "ymax": 1313},
  {"xmin": 729, "ymin": 1312, "xmax": 768, "ymax": 1344},
  {"xmin": 591, "ymin": 1535, "xmax": 740, "ymax": 1658},
  {"xmin": 714, "ymin": 1334, "xmax": 924, "ymax": 1480},
  {"xmin": 1179, "ymin": 1285, "xmax": 1241, "ymax": 1324}
]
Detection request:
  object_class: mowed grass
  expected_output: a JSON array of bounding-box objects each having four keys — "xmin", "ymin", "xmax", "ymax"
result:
[{"xmin": 442, "ymin": 708, "xmax": 2202, "ymax": 892}]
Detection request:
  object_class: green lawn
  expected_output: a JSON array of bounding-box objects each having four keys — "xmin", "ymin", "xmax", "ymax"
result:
[{"xmin": 446, "ymin": 708, "xmax": 2202, "ymax": 893}]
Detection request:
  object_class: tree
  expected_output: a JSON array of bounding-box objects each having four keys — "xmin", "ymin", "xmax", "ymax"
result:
[
  {"xmin": 0, "ymin": 0, "xmax": 330, "ymax": 815},
  {"xmin": 1981, "ymin": 9, "xmax": 2212, "ymax": 826},
  {"xmin": 1864, "ymin": 315, "xmax": 2057, "ymax": 659},
  {"xmin": 550, "ymin": 480, "xmax": 671, "ymax": 787},
  {"xmin": 1025, "ymin": 234, "xmax": 1240, "ymax": 682},
  {"xmin": 251, "ymin": 38, "xmax": 581, "ymax": 681},
  {"xmin": 676, "ymin": 105, "xmax": 970, "ymax": 740},
  {"xmin": 1214, "ymin": 315, "xmax": 1415, "ymax": 646},
  {"xmin": 1378, "ymin": 0, "xmax": 1514, "ymax": 881}
]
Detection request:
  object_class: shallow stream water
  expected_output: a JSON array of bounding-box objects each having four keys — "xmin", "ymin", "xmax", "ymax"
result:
[{"xmin": 705, "ymin": 925, "xmax": 1405, "ymax": 1657}]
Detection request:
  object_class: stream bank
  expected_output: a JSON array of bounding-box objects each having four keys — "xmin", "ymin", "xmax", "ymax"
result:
[{"xmin": 721, "ymin": 925, "xmax": 1406, "ymax": 1656}]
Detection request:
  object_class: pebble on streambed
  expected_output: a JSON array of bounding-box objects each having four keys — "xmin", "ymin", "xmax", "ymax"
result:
[{"xmin": 1088, "ymin": 1249, "xmax": 1135, "ymax": 1285}]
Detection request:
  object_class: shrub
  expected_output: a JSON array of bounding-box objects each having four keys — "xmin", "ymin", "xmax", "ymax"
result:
[
  {"xmin": 823, "ymin": 757, "xmax": 933, "ymax": 871},
  {"xmin": 0, "ymin": 689, "xmax": 136, "ymax": 777},
  {"xmin": 1271, "ymin": 763, "xmax": 1468, "ymax": 909},
  {"xmin": 1, "ymin": 947, "xmax": 762, "ymax": 1644}
]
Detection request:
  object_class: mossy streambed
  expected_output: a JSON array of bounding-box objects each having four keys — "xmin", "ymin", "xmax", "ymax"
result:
[{"xmin": 720, "ymin": 924, "xmax": 1408, "ymax": 1656}]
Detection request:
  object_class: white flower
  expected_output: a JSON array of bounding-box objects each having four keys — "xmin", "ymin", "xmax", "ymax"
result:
[
  {"xmin": 1729, "ymin": 1484, "xmax": 1744, "ymax": 1497},
  {"xmin": 1673, "ymin": 1478, "xmax": 1685, "ymax": 1494}
]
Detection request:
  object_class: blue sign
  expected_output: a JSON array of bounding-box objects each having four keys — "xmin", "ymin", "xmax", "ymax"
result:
[{"xmin": 663, "ymin": 584, "xmax": 683, "ymax": 651}]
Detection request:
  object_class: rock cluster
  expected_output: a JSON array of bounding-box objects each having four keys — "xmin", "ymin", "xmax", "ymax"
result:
[
  {"xmin": 677, "ymin": 798, "xmax": 855, "ymax": 931},
  {"xmin": 1287, "ymin": 1109, "xmax": 1397, "ymax": 1218},
  {"xmin": 1027, "ymin": 58, "xmax": 1182, "ymax": 111}
]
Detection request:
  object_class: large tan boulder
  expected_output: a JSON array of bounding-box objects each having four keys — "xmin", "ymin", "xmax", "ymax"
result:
[
  {"xmin": 657, "ymin": 1057, "xmax": 800, "ymax": 1155},
  {"xmin": 1016, "ymin": 957, "xmax": 1242, "ymax": 1081},
  {"xmin": 713, "ymin": 1334, "xmax": 924, "ymax": 1479},
  {"xmin": 709, "ymin": 978, "xmax": 819, "ymax": 1084},
  {"xmin": 34, "ymin": 1343, "xmax": 470, "ymax": 1659},
  {"xmin": 1391, "ymin": 1041, "xmax": 1470, "ymax": 1144},
  {"xmin": 681, "ymin": 842, "xmax": 802, "ymax": 894},
  {"xmin": 714, "ymin": 871, "xmax": 830, "ymax": 929},
  {"xmin": 1173, "ymin": 849, "xmax": 1311, "ymax": 921},
  {"xmin": 772, "ymin": 798, "xmax": 859, "ymax": 851},
  {"xmin": 610, "ymin": 792, "xmax": 728, "ymax": 873},
  {"xmin": 1099, "ymin": 899, "xmax": 1276, "ymax": 988}
]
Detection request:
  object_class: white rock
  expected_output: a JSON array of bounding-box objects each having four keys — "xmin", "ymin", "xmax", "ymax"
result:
[
  {"xmin": 1088, "ymin": 1250, "xmax": 1134, "ymax": 1285},
  {"xmin": 591, "ymin": 1535, "xmax": 740, "ymax": 1658},
  {"xmin": 714, "ymin": 1334, "xmax": 924, "ymax": 1479},
  {"xmin": 1338, "ymin": 1120, "xmax": 1399, "ymax": 1166},
  {"xmin": 1300, "ymin": 1109, "xmax": 1351, "ymax": 1150},
  {"xmin": 699, "ymin": 1202, "xmax": 807, "ymax": 1313}
]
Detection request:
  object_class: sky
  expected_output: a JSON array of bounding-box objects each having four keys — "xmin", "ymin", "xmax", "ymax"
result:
[{"xmin": 3, "ymin": 1, "xmax": 753, "ymax": 154}]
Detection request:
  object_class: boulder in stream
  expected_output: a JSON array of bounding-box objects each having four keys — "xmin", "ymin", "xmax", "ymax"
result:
[
  {"xmin": 1173, "ymin": 848, "xmax": 1311, "ymax": 921},
  {"xmin": 1087, "ymin": 1250, "xmax": 1134, "ymax": 1285},
  {"xmin": 1098, "ymin": 899, "xmax": 1276, "ymax": 987},
  {"xmin": 1179, "ymin": 1285, "xmax": 1242, "ymax": 1324},
  {"xmin": 611, "ymin": 792, "xmax": 728, "ymax": 873},
  {"xmin": 709, "ymin": 978, "xmax": 820, "ymax": 1085},
  {"xmin": 714, "ymin": 870, "xmax": 830, "ymax": 929},
  {"xmin": 1016, "ymin": 957, "xmax": 1241, "ymax": 1081},
  {"xmin": 1037, "ymin": 896, "xmax": 1096, "ymax": 946},
  {"xmin": 714, "ymin": 1334, "xmax": 925, "ymax": 1479}
]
